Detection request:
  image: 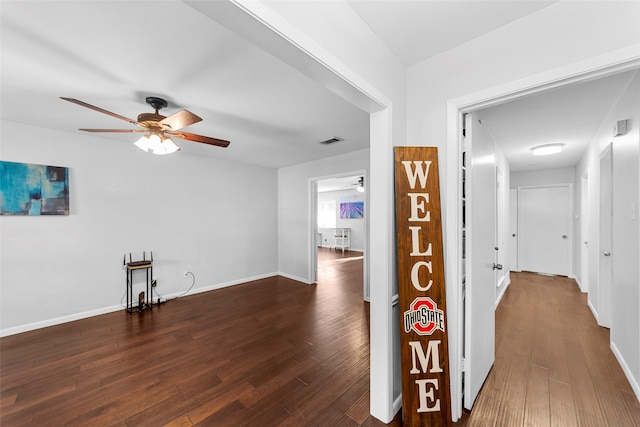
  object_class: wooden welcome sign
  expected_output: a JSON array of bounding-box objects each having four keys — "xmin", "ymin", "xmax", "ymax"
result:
[{"xmin": 394, "ymin": 147, "xmax": 451, "ymax": 426}]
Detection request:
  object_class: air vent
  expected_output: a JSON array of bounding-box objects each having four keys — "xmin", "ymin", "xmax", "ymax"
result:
[{"xmin": 320, "ymin": 137, "xmax": 344, "ymax": 145}]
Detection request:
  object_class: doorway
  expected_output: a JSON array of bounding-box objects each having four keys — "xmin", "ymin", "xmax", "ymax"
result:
[
  {"xmin": 449, "ymin": 60, "xmax": 640, "ymax": 420},
  {"xmin": 518, "ymin": 185, "xmax": 573, "ymax": 276},
  {"xmin": 314, "ymin": 173, "xmax": 367, "ymax": 300}
]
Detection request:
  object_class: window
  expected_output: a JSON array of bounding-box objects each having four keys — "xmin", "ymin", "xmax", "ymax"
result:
[{"xmin": 318, "ymin": 199, "xmax": 336, "ymax": 228}]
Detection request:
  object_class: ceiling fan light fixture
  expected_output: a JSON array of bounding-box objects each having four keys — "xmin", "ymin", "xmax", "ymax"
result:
[
  {"xmin": 134, "ymin": 135, "xmax": 152, "ymax": 152},
  {"xmin": 531, "ymin": 143, "xmax": 563, "ymax": 156},
  {"xmin": 134, "ymin": 132, "xmax": 180, "ymax": 155},
  {"xmin": 161, "ymin": 136, "xmax": 180, "ymax": 155}
]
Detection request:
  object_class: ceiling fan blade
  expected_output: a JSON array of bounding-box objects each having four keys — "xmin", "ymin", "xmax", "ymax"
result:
[
  {"xmin": 169, "ymin": 131, "xmax": 230, "ymax": 148},
  {"xmin": 61, "ymin": 97, "xmax": 139, "ymax": 125},
  {"xmin": 159, "ymin": 110, "xmax": 202, "ymax": 131},
  {"xmin": 79, "ymin": 128, "xmax": 145, "ymax": 133}
]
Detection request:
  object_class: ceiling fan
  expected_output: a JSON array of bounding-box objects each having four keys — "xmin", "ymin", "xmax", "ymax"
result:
[
  {"xmin": 339, "ymin": 176, "xmax": 365, "ymax": 192},
  {"xmin": 61, "ymin": 96, "xmax": 230, "ymax": 155}
]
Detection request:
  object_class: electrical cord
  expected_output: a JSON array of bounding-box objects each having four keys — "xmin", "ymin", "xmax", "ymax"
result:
[
  {"xmin": 153, "ymin": 271, "xmax": 196, "ymax": 303},
  {"xmin": 122, "ymin": 271, "xmax": 196, "ymax": 308},
  {"xmin": 120, "ymin": 288, "xmax": 127, "ymax": 309},
  {"xmin": 173, "ymin": 271, "xmax": 196, "ymax": 299}
]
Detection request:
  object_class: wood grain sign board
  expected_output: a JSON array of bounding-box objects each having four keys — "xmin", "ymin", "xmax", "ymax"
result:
[{"xmin": 394, "ymin": 147, "xmax": 452, "ymax": 426}]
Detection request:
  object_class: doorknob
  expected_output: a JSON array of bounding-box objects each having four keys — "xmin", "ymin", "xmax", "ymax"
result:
[
  {"xmin": 562, "ymin": 235, "xmax": 567, "ymax": 239},
  {"xmin": 493, "ymin": 263, "xmax": 503, "ymax": 270},
  {"xmin": 512, "ymin": 233, "xmax": 516, "ymax": 237},
  {"xmin": 603, "ymin": 251, "xmax": 611, "ymax": 256}
]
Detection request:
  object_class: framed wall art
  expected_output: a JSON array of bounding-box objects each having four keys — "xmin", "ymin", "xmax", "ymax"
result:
[
  {"xmin": 0, "ymin": 160, "xmax": 69, "ymax": 216},
  {"xmin": 339, "ymin": 195, "xmax": 364, "ymax": 219}
]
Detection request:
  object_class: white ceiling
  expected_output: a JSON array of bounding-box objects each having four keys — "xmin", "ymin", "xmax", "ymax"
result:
[
  {"xmin": 346, "ymin": 0, "xmax": 558, "ymax": 66},
  {"xmin": 475, "ymin": 71, "xmax": 637, "ymax": 172},
  {"xmin": 0, "ymin": 1, "xmax": 369, "ymax": 169},
  {"xmin": 1, "ymin": 1, "xmax": 635, "ymax": 173},
  {"xmin": 317, "ymin": 175, "xmax": 364, "ymax": 193}
]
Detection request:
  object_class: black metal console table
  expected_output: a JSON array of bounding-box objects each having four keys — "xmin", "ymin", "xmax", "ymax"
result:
[{"xmin": 125, "ymin": 252, "xmax": 153, "ymax": 314}]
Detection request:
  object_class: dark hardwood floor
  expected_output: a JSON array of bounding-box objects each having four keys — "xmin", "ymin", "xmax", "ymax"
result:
[
  {"xmin": 1, "ymin": 248, "xmax": 388, "ymax": 426},
  {"xmin": 2, "ymin": 254, "xmax": 639, "ymax": 426}
]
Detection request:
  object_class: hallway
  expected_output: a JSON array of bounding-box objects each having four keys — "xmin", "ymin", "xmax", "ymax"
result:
[{"xmin": 466, "ymin": 272, "xmax": 640, "ymax": 426}]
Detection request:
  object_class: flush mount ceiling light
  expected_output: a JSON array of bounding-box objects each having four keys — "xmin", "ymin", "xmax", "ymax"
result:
[{"xmin": 531, "ymin": 143, "xmax": 564, "ymax": 156}]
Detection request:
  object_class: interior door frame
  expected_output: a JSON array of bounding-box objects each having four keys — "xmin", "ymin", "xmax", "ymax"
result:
[
  {"xmin": 580, "ymin": 169, "xmax": 590, "ymax": 293},
  {"xmin": 310, "ymin": 169, "xmax": 369, "ymax": 300},
  {"xmin": 446, "ymin": 52, "xmax": 640, "ymax": 420},
  {"xmin": 509, "ymin": 188, "xmax": 519, "ymax": 273},
  {"xmin": 495, "ymin": 166, "xmax": 507, "ymax": 288},
  {"xmin": 598, "ymin": 144, "xmax": 613, "ymax": 327}
]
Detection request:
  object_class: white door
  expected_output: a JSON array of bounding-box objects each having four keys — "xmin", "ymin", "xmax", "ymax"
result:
[
  {"xmin": 519, "ymin": 186, "xmax": 572, "ymax": 276},
  {"xmin": 599, "ymin": 145, "xmax": 613, "ymax": 328},
  {"xmin": 464, "ymin": 114, "xmax": 496, "ymax": 410},
  {"xmin": 509, "ymin": 189, "xmax": 519, "ymax": 271}
]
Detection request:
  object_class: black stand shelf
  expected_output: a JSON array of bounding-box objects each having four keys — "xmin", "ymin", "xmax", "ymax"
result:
[{"xmin": 125, "ymin": 253, "xmax": 153, "ymax": 314}]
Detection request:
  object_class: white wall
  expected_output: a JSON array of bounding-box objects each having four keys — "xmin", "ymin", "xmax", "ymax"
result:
[
  {"xmin": 511, "ymin": 167, "xmax": 576, "ymax": 188},
  {"xmin": 0, "ymin": 121, "xmax": 278, "ymax": 336},
  {"xmin": 408, "ymin": 1, "xmax": 640, "ymax": 418},
  {"xmin": 575, "ymin": 70, "xmax": 640, "ymax": 399},
  {"xmin": 317, "ymin": 188, "xmax": 365, "ymax": 251}
]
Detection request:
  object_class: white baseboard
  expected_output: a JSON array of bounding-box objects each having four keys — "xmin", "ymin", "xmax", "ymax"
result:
[
  {"xmin": 277, "ymin": 271, "xmax": 314, "ymax": 285},
  {"xmin": 317, "ymin": 245, "xmax": 364, "ymax": 252},
  {"xmin": 574, "ymin": 276, "xmax": 587, "ymax": 293},
  {"xmin": 0, "ymin": 271, "xmax": 291, "ymax": 337},
  {"xmin": 587, "ymin": 299, "xmax": 599, "ymax": 323},
  {"xmin": 495, "ymin": 274, "xmax": 511, "ymax": 308},
  {"xmin": 1, "ymin": 304, "xmax": 123, "ymax": 337},
  {"xmin": 611, "ymin": 341, "xmax": 640, "ymax": 401},
  {"xmin": 392, "ymin": 393, "xmax": 403, "ymax": 420},
  {"xmin": 174, "ymin": 272, "xmax": 281, "ymax": 298}
]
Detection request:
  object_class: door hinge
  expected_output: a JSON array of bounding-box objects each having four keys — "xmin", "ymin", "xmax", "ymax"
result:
[
  {"xmin": 461, "ymin": 357, "xmax": 466, "ymax": 372},
  {"xmin": 462, "ymin": 113, "xmax": 467, "ymax": 138}
]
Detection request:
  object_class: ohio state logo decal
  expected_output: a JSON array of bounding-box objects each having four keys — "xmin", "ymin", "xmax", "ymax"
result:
[{"xmin": 403, "ymin": 297, "xmax": 445, "ymax": 335}]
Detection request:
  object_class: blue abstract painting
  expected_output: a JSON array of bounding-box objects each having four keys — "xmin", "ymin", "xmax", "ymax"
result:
[
  {"xmin": 340, "ymin": 196, "xmax": 364, "ymax": 219},
  {"xmin": 0, "ymin": 161, "xmax": 69, "ymax": 216}
]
